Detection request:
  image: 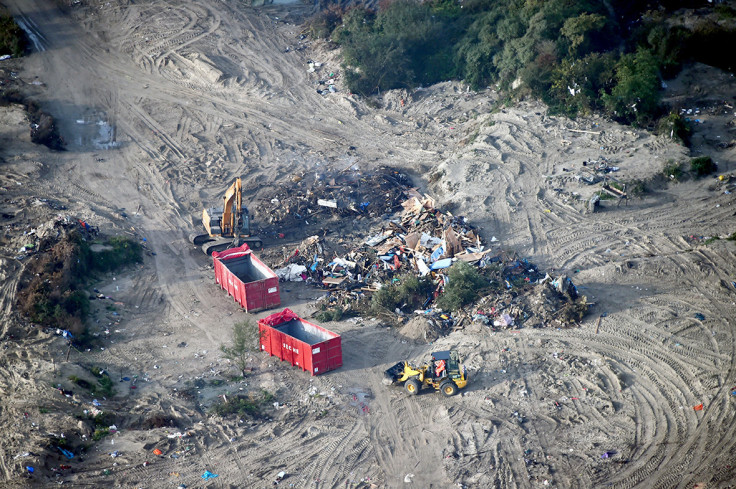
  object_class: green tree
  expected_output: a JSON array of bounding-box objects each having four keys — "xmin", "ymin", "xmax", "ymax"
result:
[
  {"xmin": 547, "ymin": 52, "xmax": 617, "ymax": 117},
  {"xmin": 602, "ymin": 48, "xmax": 661, "ymax": 125},
  {"xmin": 561, "ymin": 12, "xmax": 607, "ymax": 57},
  {"xmin": 436, "ymin": 262, "xmax": 488, "ymax": 312},
  {"xmin": 0, "ymin": 14, "xmax": 27, "ymax": 57},
  {"xmin": 220, "ymin": 320, "xmax": 260, "ymax": 376}
]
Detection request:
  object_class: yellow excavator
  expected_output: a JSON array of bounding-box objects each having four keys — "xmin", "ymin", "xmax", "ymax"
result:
[
  {"xmin": 189, "ymin": 178, "xmax": 262, "ymax": 255},
  {"xmin": 383, "ymin": 350, "xmax": 468, "ymax": 397}
]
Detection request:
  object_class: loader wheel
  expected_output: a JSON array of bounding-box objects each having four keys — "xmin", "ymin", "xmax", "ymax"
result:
[
  {"xmin": 405, "ymin": 378, "xmax": 421, "ymax": 395},
  {"xmin": 440, "ymin": 380, "xmax": 458, "ymax": 397}
]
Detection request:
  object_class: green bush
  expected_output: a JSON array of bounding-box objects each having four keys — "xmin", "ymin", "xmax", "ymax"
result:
[
  {"xmin": 690, "ymin": 156, "xmax": 716, "ymax": 177},
  {"xmin": 17, "ymin": 232, "xmax": 143, "ymax": 344},
  {"xmin": 90, "ymin": 236, "xmax": 143, "ymax": 272},
  {"xmin": 662, "ymin": 159, "xmax": 683, "ymax": 181},
  {"xmin": 220, "ymin": 320, "xmax": 260, "ymax": 375},
  {"xmin": 92, "ymin": 374, "xmax": 115, "ymax": 398},
  {"xmin": 92, "ymin": 428, "xmax": 109, "ymax": 441},
  {"xmin": 209, "ymin": 390, "xmax": 273, "ymax": 417},
  {"xmin": 657, "ymin": 112, "xmax": 691, "ymax": 145},
  {"xmin": 601, "ymin": 48, "xmax": 661, "ymax": 125},
  {"xmin": 315, "ymin": 307, "xmax": 344, "ymax": 322},
  {"xmin": 436, "ymin": 261, "xmax": 488, "ymax": 312},
  {"xmin": 306, "ymin": 5, "xmax": 344, "ymax": 39},
  {"xmin": 0, "ymin": 13, "xmax": 27, "ymax": 57},
  {"xmin": 371, "ymin": 274, "xmax": 433, "ymax": 314}
]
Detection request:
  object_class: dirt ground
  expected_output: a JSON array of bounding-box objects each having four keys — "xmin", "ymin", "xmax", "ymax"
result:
[{"xmin": 1, "ymin": 1, "xmax": 736, "ymax": 488}]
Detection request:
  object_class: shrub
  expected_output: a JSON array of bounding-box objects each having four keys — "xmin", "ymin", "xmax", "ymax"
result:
[
  {"xmin": 93, "ymin": 411, "xmax": 115, "ymax": 427},
  {"xmin": 436, "ymin": 261, "xmax": 488, "ymax": 311},
  {"xmin": 690, "ymin": 156, "xmax": 716, "ymax": 177},
  {"xmin": 371, "ymin": 274, "xmax": 433, "ymax": 314},
  {"xmin": 0, "ymin": 12, "xmax": 27, "ymax": 57},
  {"xmin": 92, "ymin": 428, "xmax": 109, "ymax": 441},
  {"xmin": 306, "ymin": 5, "xmax": 344, "ymax": 39},
  {"xmin": 663, "ymin": 159, "xmax": 683, "ymax": 181},
  {"xmin": 17, "ymin": 232, "xmax": 143, "ymax": 344},
  {"xmin": 657, "ymin": 112, "xmax": 691, "ymax": 145},
  {"xmin": 90, "ymin": 236, "xmax": 143, "ymax": 272},
  {"xmin": 209, "ymin": 390, "xmax": 273, "ymax": 417},
  {"xmin": 315, "ymin": 307, "xmax": 344, "ymax": 322},
  {"xmin": 220, "ymin": 320, "xmax": 260, "ymax": 375},
  {"xmin": 92, "ymin": 374, "xmax": 115, "ymax": 398},
  {"xmin": 601, "ymin": 48, "xmax": 661, "ymax": 125}
]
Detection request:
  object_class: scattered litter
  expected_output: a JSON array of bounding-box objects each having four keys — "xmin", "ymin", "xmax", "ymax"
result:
[
  {"xmin": 201, "ymin": 470, "xmax": 219, "ymax": 480},
  {"xmin": 693, "ymin": 404, "xmax": 704, "ymax": 411},
  {"xmin": 58, "ymin": 447, "xmax": 74, "ymax": 459}
]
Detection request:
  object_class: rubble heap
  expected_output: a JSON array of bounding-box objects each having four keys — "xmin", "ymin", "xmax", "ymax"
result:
[
  {"xmin": 251, "ymin": 166, "xmax": 411, "ymax": 238},
  {"xmin": 257, "ymin": 181, "xmax": 589, "ymax": 337}
]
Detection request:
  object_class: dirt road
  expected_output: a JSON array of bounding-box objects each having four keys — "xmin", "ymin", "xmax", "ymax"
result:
[{"xmin": 1, "ymin": 0, "xmax": 735, "ymax": 488}]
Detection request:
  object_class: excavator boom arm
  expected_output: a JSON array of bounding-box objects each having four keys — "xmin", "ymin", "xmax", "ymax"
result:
[{"xmin": 220, "ymin": 178, "xmax": 242, "ymax": 236}]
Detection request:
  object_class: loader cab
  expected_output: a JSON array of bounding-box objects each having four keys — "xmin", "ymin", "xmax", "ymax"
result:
[{"xmin": 432, "ymin": 350, "xmax": 464, "ymax": 382}]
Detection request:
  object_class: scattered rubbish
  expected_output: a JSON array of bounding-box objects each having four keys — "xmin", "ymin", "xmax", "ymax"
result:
[
  {"xmin": 58, "ymin": 447, "xmax": 74, "ymax": 459},
  {"xmin": 694, "ymin": 313, "xmax": 705, "ymax": 321},
  {"xmin": 201, "ymin": 470, "xmax": 219, "ymax": 480},
  {"xmin": 153, "ymin": 448, "xmax": 163, "ymax": 455},
  {"xmin": 693, "ymin": 404, "xmax": 704, "ymax": 411},
  {"xmin": 404, "ymin": 473, "xmax": 414, "ymax": 483},
  {"xmin": 26, "ymin": 466, "xmax": 34, "ymax": 474},
  {"xmin": 274, "ymin": 471, "xmax": 287, "ymax": 484},
  {"xmin": 275, "ymin": 263, "xmax": 308, "ymax": 282}
]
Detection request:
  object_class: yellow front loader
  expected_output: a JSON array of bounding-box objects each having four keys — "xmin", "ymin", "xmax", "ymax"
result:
[{"xmin": 383, "ymin": 350, "xmax": 468, "ymax": 397}]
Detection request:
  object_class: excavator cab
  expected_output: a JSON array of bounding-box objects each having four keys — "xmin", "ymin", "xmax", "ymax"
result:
[{"xmin": 190, "ymin": 178, "xmax": 262, "ymax": 255}]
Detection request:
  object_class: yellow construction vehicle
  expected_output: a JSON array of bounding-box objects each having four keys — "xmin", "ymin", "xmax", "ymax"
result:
[
  {"xmin": 383, "ymin": 350, "xmax": 468, "ymax": 397},
  {"xmin": 189, "ymin": 178, "xmax": 262, "ymax": 255}
]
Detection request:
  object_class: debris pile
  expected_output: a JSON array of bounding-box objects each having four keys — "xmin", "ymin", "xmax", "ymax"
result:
[
  {"xmin": 256, "ymin": 180, "xmax": 589, "ymax": 335},
  {"xmin": 252, "ymin": 166, "xmax": 411, "ymax": 238}
]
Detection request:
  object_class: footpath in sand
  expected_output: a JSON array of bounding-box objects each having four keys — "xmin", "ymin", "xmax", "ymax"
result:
[{"xmin": 1, "ymin": 1, "xmax": 736, "ymax": 488}]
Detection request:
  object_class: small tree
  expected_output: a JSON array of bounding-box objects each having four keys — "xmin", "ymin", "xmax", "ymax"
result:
[
  {"xmin": 436, "ymin": 262, "xmax": 488, "ymax": 312},
  {"xmin": 220, "ymin": 320, "xmax": 260, "ymax": 376}
]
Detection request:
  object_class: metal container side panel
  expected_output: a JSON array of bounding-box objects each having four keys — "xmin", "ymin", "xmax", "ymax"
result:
[
  {"xmin": 293, "ymin": 338, "xmax": 309, "ymax": 373},
  {"xmin": 264, "ymin": 277, "xmax": 281, "ymax": 309},
  {"xmin": 327, "ymin": 336, "xmax": 343, "ymax": 370},
  {"xmin": 271, "ymin": 327, "xmax": 286, "ymax": 361},
  {"xmin": 280, "ymin": 334, "xmax": 299, "ymax": 369},
  {"xmin": 309, "ymin": 341, "xmax": 329, "ymax": 376},
  {"xmin": 259, "ymin": 323, "xmax": 273, "ymax": 357},
  {"xmin": 241, "ymin": 280, "xmax": 260, "ymax": 312}
]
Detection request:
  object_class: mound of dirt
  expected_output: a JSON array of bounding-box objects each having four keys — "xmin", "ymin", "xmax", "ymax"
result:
[{"xmin": 399, "ymin": 315, "xmax": 443, "ymax": 343}]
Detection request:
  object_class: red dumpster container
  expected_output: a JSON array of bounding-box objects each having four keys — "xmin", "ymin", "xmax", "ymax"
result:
[
  {"xmin": 259, "ymin": 308, "xmax": 342, "ymax": 376},
  {"xmin": 212, "ymin": 244, "xmax": 280, "ymax": 313}
]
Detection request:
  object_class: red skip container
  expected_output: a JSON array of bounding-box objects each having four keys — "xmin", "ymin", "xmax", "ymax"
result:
[
  {"xmin": 259, "ymin": 309, "xmax": 342, "ymax": 375},
  {"xmin": 212, "ymin": 244, "xmax": 280, "ymax": 313}
]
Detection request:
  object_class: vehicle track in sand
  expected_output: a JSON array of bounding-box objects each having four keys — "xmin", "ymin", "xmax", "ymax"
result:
[{"xmin": 1, "ymin": 0, "xmax": 735, "ymax": 488}]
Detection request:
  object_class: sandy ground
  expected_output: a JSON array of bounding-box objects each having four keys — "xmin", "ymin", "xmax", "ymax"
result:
[{"xmin": 1, "ymin": 0, "xmax": 736, "ymax": 488}]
